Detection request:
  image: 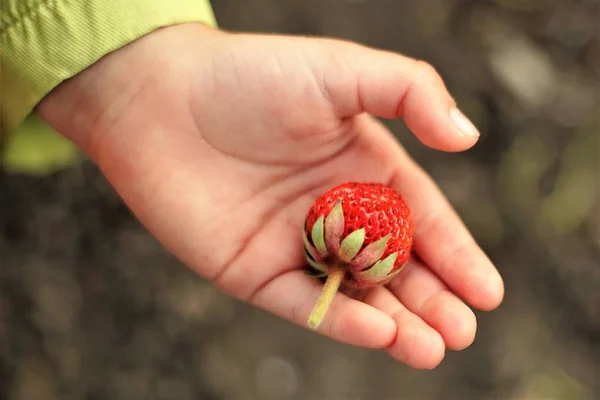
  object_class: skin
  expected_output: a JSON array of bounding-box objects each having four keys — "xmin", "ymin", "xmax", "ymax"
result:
[{"xmin": 37, "ymin": 23, "xmax": 504, "ymax": 370}]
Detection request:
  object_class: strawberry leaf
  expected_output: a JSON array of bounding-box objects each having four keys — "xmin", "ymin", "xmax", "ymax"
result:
[
  {"xmin": 303, "ymin": 248, "xmax": 328, "ymax": 273},
  {"xmin": 357, "ymin": 251, "xmax": 398, "ymax": 280},
  {"xmin": 303, "ymin": 229, "xmax": 321, "ymax": 261},
  {"xmin": 338, "ymin": 228, "xmax": 365, "ymax": 263},
  {"xmin": 350, "ymin": 234, "xmax": 390, "ymax": 271},
  {"xmin": 311, "ymin": 215, "xmax": 328, "ymax": 257},
  {"xmin": 325, "ymin": 200, "xmax": 344, "ymax": 255},
  {"xmin": 377, "ymin": 263, "xmax": 404, "ymax": 283}
]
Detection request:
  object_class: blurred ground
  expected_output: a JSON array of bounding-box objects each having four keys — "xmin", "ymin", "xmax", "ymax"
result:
[{"xmin": 1, "ymin": 0, "xmax": 599, "ymax": 399}]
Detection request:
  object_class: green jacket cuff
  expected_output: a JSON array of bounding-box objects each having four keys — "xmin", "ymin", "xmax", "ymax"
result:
[{"xmin": 1, "ymin": 0, "xmax": 217, "ymax": 138}]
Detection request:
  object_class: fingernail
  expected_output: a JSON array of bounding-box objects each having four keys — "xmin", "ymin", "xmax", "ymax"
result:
[{"xmin": 449, "ymin": 108, "xmax": 480, "ymax": 137}]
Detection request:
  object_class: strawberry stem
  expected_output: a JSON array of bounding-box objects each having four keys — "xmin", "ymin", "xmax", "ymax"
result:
[{"xmin": 307, "ymin": 267, "xmax": 345, "ymax": 330}]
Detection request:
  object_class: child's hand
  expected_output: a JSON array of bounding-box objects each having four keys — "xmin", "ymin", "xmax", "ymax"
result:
[{"xmin": 39, "ymin": 23, "xmax": 504, "ymax": 369}]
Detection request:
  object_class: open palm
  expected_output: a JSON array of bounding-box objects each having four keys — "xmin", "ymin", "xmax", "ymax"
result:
[{"xmin": 40, "ymin": 24, "xmax": 504, "ymax": 369}]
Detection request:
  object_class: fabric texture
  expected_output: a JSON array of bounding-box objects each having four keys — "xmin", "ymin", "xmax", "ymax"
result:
[{"xmin": 0, "ymin": 0, "xmax": 217, "ymax": 174}]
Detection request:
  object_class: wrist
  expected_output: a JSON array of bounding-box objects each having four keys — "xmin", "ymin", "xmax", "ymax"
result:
[{"xmin": 36, "ymin": 22, "xmax": 223, "ymax": 157}]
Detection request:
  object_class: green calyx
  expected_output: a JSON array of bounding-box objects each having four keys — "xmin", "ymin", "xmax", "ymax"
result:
[
  {"xmin": 357, "ymin": 251, "xmax": 398, "ymax": 281},
  {"xmin": 303, "ymin": 201, "xmax": 400, "ymax": 282},
  {"xmin": 303, "ymin": 229, "xmax": 321, "ymax": 261},
  {"xmin": 339, "ymin": 228, "xmax": 365, "ymax": 263},
  {"xmin": 303, "ymin": 199, "xmax": 404, "ymax": 330},
  {"xmin": 303, "ymin": 247, "xmax": 328, "ymax": 274},
  {"xmin": 324, "ymin": 200, "xmax": 344, "ymax": 255},
  {"xmin": 311, "ymin": 215, "xmax": 328, "ymax": 256},
  {"xmin": 350, "ymin": 234, "xmax": 390, "ymax": 271}
]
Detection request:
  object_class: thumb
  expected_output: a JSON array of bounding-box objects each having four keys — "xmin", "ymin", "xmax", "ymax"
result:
[{"xmin": 317, "ymin": 41, "xmax": 480, "ymax": 152}]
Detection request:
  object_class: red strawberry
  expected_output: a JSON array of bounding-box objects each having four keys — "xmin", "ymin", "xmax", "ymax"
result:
[{"xmin": 303, "ymin": 182, "xmax": 413, "ymax": 329}]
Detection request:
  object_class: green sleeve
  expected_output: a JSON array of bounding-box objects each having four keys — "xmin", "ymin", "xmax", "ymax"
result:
[{"xmin": 0, "ymin": 0, "xmax": 217, "ymax": 174}]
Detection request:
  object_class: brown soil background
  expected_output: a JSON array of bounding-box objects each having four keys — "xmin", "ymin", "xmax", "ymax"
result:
[{"xmin": 1, "ymin": 1, "xmax": 599, "ymax": 399}]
